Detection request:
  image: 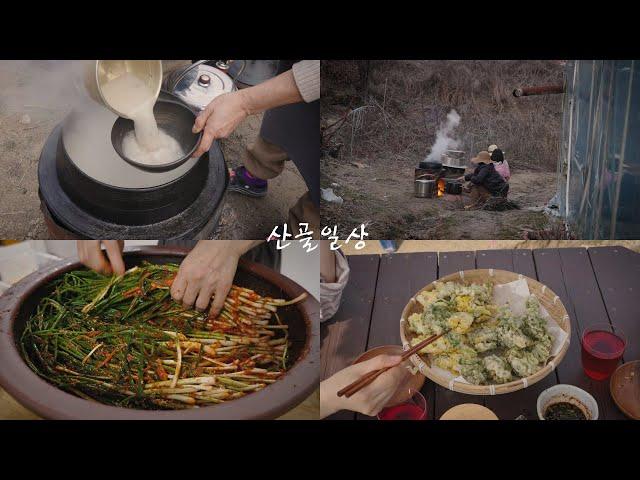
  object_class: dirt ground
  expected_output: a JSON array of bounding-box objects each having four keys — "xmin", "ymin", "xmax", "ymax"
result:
[
  {"xmin": 0, "ymin": 61, "xmax": 305, "ymax": 240},
  {"xmin": 322, "ymin": 157, "xmax": 559, "ymax": 239}
]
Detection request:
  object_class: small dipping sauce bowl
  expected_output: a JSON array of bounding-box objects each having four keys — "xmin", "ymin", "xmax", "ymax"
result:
[{"xmin": 537, "ymin": 384, "xmax": 599, "ymax": 420}]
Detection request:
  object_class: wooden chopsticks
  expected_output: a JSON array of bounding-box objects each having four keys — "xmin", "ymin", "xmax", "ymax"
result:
[{"xmin": 336, "ymin": 332, "xmax": 445, "ymax": 398}]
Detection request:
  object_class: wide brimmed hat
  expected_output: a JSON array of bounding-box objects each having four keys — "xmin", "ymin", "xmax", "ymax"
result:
[{"xmin": 471, "ymin": 151, "xmax": 492, "ymax": 164}]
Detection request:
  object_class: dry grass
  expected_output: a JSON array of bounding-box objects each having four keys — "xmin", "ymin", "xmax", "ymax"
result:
[{"xmin": 321, "ymin": 60, "xmax": 564, "ymax": 170}]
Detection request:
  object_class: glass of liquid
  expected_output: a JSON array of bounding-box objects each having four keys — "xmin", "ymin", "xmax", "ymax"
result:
[
  {"xmin": 377, "ymin": 389, "xmax": 427, "ymax": 420},
  {"xmin": 581, "ymin": 323, "xmax": 626, "ymax": 380}
]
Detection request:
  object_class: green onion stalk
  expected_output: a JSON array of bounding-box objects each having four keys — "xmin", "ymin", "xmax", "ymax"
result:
[{"xmin": 20, "ymin": 262, "xmax": 306, "ymax": 410}]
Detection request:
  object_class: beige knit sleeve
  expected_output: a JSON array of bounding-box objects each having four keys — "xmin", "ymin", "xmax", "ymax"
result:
[
  {"xmin": 292, "ymin": 60, "xmax": 320, "ymax": 103},
  {"xmin": 320, "ymin": 250, "xmax": 350, "ymax": 322}
]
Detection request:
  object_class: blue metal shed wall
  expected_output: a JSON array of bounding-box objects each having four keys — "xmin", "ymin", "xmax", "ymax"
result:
[{"xmin": 557, "ymin": 60, "xmax": 639, "ymax": 239}]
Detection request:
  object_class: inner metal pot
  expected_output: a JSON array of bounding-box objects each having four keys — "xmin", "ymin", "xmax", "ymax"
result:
[
  {"xmin": 441, "ymin": 150, "xmax": 467, "ymax": 169},
  {"xmin": 111, "ymin": 98, "xmax": 203, "ymax": 172},
  {"xmin": 0, "ymin": 247, "xmax": 319, "ymax": 420}
]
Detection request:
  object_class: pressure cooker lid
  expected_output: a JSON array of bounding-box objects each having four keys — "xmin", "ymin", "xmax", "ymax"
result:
[
  {"xmin": 228, "ymin": 60, "xmax": 280, "ymax": 86},
  {"xmin": 165, "ymin": 64, "xmax": 235, "ymax": 112}
]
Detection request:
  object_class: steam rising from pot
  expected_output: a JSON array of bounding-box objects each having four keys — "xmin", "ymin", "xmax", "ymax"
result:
[
  {"xmin": 425, "ymin": 109, "xmax": 460, "ymax": 162},
  {"xmin": 0, "ymin": 60, "xmax": 85, "ymax": 113}
]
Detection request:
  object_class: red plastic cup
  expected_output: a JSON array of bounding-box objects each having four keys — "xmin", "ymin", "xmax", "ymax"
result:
[
  {"xmin": 581, "ymin": 324, "xmax": 626, "ymax": 380},
  {"xmin": 377, "ymin": 389, "xmax": 427, "ymax": 420}
]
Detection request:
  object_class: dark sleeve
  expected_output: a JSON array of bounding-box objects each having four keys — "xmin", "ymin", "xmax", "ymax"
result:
[
  {"xmin": 464, "ymin": 165, "xmax": 479, "ymax": 182},
  {"xmin": 469, "ymin": 165, "xmax": 490, "ymax": 185}
]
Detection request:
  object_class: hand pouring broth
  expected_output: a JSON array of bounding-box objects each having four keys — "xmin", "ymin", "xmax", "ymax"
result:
[{"xmin": 100, "ymin": 71, "xmax": 185, "ymax": 165}]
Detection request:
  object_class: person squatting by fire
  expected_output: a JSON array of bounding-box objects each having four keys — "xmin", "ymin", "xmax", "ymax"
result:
[{"xmin": 457, "ymin": 145, "xmax": 510, "ymax": 208}]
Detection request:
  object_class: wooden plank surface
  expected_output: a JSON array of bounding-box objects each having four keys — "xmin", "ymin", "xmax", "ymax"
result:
[
  {"xmin": 438, "ymin": 251, "xmax": 476, "ymax": 277},
  {"xmin": 476, "ymin": 249, "xmax": 514, "ymax": 272},
  {"xmin": 0, "ymin": 387, "xmax": 320, "ymax": 420},
  {"xmin": 555, "ymin": 248, "xmax": 626, "ymax": 419},
  {"xmin": 320, "ymin": 254, "xmax": 380, "ymax": 420},
  {"xmin": 588, "ymin": 246, "xmax": 640, "ymax": 362},
  {"xmin": 512, "ymin": 249, "xmax": 538, "ymax": 279},
  {"xmin": 367, "ymin": 252, "xmax": 438, "ymax": 347},
  {"xmin": 587, "ymin": 246, "xmax": 640, "ymax": 420},
  {"xmin": 358, "ymin": 252, "xmax": 438, "ymax": 419}
]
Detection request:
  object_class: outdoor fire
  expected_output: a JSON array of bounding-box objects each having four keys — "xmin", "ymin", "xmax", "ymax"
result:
[{"xmin": 437, "ymin": 179, "xmax": 445, "ymax": 197}]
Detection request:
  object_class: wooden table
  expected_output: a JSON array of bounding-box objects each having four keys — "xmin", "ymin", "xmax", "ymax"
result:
[
  {"xmin": 321, "ymin": 246, "xmax": 639, "ymax": 420},
  {"xmin": 0, "ymin": 388, "xmax": 319, "ymax": 420}
]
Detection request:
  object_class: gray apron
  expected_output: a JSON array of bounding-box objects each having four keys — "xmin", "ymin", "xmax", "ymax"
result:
[{"xmin": 259, "ymin": 61, "xmax": 320, "ymax": 207}]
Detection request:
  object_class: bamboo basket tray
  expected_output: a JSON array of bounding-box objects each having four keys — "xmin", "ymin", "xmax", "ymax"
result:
[{"xmin": 399, "ymin": 269, "xmax": 571, "ymax": 395}]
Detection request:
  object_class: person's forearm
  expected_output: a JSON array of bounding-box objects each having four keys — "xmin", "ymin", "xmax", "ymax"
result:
[
  {"xmin": 319, "ymin": 380, "xmax": 342, "ymax": 418},
  {"xmin": 199, "ymin": 240, "xmax": 263, "ymax": 257},
  {"xmin": 238, "ymin": 70, "xmax": 303, "ymax": 115}
]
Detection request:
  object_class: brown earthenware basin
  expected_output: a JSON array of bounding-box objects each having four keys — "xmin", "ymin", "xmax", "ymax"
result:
[{"xmin": 0, "ymin": 246, "xmax": 319, "ymax": 420}]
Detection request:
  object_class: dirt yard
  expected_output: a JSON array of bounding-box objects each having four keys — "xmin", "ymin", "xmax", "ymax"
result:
[
  {"xmin": 0, "ymin": 61, "xmax": 305, "ymax": 239},
  {"xmin": 322, "ymin": 159, "xmax": 560, "ymax": 239},
  {"xmin": 321, "ymin": 60, "xmax": 566, "ymax": 240}
]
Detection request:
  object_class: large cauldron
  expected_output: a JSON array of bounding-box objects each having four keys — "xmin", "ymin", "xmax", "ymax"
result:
[
  {"xmin": 38, "ymin": 91, "xmax": 228, "ymax": 240},
  {"xmin": 0, "ymin": 247, "xmax": 319, "ymax": 419}
]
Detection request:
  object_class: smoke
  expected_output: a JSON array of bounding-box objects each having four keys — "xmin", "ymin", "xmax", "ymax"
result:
[
  {"xmin": 0, "ymin": 60, "xmax": 88, "ymax": 114},
  {"xmin": 425, "ymin": 109, "xmax": 461, "ymax": 162}
]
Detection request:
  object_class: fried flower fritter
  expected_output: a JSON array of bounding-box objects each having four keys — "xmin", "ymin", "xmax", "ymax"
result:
[{"xmin": 407, "ymin": 282, "xmax": 554, "ymax": 385}]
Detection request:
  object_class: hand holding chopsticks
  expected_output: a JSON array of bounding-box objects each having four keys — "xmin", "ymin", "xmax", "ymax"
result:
[{"xmin": 336, "ymin": 332, "xmax": 445, "ymax": 398}]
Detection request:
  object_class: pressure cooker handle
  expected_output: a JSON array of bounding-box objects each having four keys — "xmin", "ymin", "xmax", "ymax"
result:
[
  {"xmin": 167, "ymin": 60, "xmax": 211, "ymax": 93},
  {"xmin": 214, "ymin": 60, "xmax": 247, "ymax": 83},
  {"xmin": 168, "ymin": 59, "xmax": 246, "ymax": 92}
]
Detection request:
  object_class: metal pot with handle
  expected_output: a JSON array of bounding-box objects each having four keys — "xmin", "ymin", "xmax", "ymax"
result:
[
  {"xmin": 441, "ymin": 150, "xmax": 467, "ymax": 169},
  {"xmin": 81, "ymin": 60, "xmax": 163, "ymax": 118},
  {"xmin": 162, "ymin": 60, "xmax": 236, "ymax": 112},
  {"xmin": 415, "ymin": 179, "xmax": 437, "ymax": 198}
]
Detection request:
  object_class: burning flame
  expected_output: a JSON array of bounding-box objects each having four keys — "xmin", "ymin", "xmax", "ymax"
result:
[{"xmin": 437, "ymin": 179, "xmax": 446, "ymax": 197}]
